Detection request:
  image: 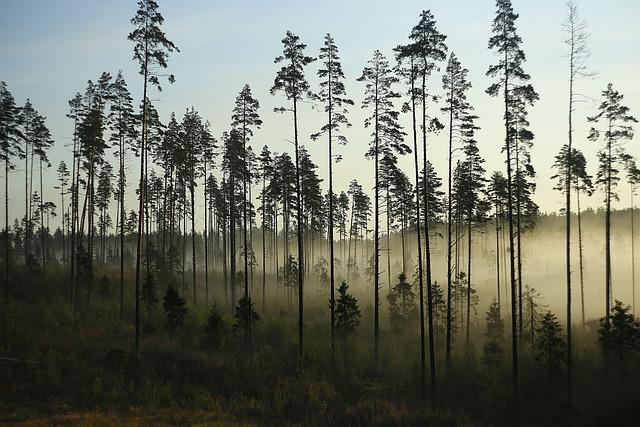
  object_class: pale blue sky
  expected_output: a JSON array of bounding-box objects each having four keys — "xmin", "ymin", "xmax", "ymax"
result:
[{"xmin": 1, "ymin": 0, "xmax": 639, "ymax": 228}]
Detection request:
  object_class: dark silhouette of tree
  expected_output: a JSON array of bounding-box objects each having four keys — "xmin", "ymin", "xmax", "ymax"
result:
[
  {"xmin": 178, "ymin": 108, "xmax": 205, "ymax": 305},
  {"xmin": 0, "ymin": 82, "xmax": 22, "ymax": 294},
  {"xmin": 483, "ymin": 298, "xmax": 504, "ymax": 368},
  {"xmin": 552, "ymin": 145, "xmax": 593, "ymax": 327},
  {"xmin": 163, "ymin": 283, "xmax": 187, "ymax": 337},
  {"xmin": 522, "ymin": 285, "xmax": 545, "ymax": 348},
  {"xmin": 55, "ymin": 161, "xmax": 70, "ymax": 266},
  {"xmin": 312, "ymin": 34, "xmax": 353, "ymax": 354},
  {"xmin": 358, "ymin": 49, "xmax": 409, "ymax": 370},
  {"xmin": 535, "ymin": 311, "xmax": 566, "ymax": 382},
  {"xmin": 142, "ymin": 272, "xmax": 158, "ymax": 322},
  {"xmin": 442, "ymin": 51, "xmax": 486, "ymax": 349},
  {"xmin": 621, "ymin": 155, "xmax": 640, "ymax": 315},
  {"xmin": 588, "ymin": 84, "xmax": 637, "ymax": 326},
  {"xmin": 387, "ymin": 272, "xmax": 417, "ymax": 332},
  {"xmin": 335, "ymin": 281, "xmax": 361, "ymax": 339},
  {"xmin": 395, "ymin": 40, "xmax": 428, "ymax": 398},
  {"xmin": 128, "ymin": 0, "xmax": 179, "ymax": 351},
  {"xmin": 257, "ymin": 145, "xmax": 273, "ymax": 314},
  {"xmin": 204, "ymin": 303, "xmax": 225, "ymax": 350},
  {"xmin": 223, "ymin": 130, "xmax": 244, "ymax": 311},
  {"xmin": 109, "ymin": 70, "xmax": 137, "ymax": 320},
  {"xmin": 231, "ymin": 85, "xmax": 262, "ymax": 312},
  {"xmin": 599, "ymin": 300, "xmax": 640, "ymax": 386},
  {"xmin": 201, "ymin": 122, "xmax": 216, "ymax": 306},
  {"xmin": 486, "ymin": 0, "xmax": 538, "ymax": 398},
  {"xmin": 271, "ymin": 31, "xmax": 315, "ymax": 358},
  {"xmin": 234, "ymin": 295, "xmax": 260, "ymax": 338},
  {"xmin": 562, "ymin": 0, "xmax": 592, "ymax": 402},
  {"xmin": 488, "ymin": 172, "xmax": 508, "ymax": 310}
]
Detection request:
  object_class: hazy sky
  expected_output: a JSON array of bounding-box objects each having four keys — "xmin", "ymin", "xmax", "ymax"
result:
[{"xmin": 1, "ymin": 0, "xmax": 639, "ymax": 228}]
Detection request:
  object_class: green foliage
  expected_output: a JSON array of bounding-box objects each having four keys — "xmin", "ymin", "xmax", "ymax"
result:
[
  {"xmin": 163, "ymin": 284, "xmax": 187, "ymax": 334},
  {"xmin": 233, "ymin": 295, "xmax": 260, "ymax": 335},
  {"xmin": 387, "ymin": 272, "xmax": 416, "ymax": 332},
  {"xmin": 203, "ymin": 304, "xmax": 225, "ymax": 350},
  {"xmin": 535, "ymin": 311, "xmax": 566, "ymax": 381},
  {"xmin": 482, "ymin": 299, "xmax": 504, "ymax": 368},
  {"xmin": 335, "ymin": 281, "xmax": 360, "ymax": 337},
  {"xmin": 599, "ymin": 300, "xmax": 640, "ymax": 382},
  {"xmin": 142, "ymin": 272, "xmax": 158, "ymax": 320}
]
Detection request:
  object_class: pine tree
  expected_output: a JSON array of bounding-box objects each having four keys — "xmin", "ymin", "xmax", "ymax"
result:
[
  {"xmin": 486, "ymin": 0, "xmax": 538, "ymax": 397},
  {"xmin": 483, "ymin": 298, "xmax": 504, "ymax": 368},
  {"xmin": 0, "ymin": 82, "xmax": 22, "ymax": 294},
  {"xmin": 588, "ymin": 84, "xmax": 637, "ymax": 326},
  {"xmin": 312, "ymin": 34, "xmax": 353, "ymax": 354},
  {"xmin": 562, "ymin": 0, "xmax": 592, "ymax": 402},
  {"xmin": 358, "ymin": 49, "xmax": 409, "ymax": 370},
  {"xmin": 599, "ymin": 300, "xmax": 640, "ymax": 385},
  {"xmin": 163, "ymin": 283, "xmax": 187, "ymax": 337},
  {"xmin": 231, "ymin": 85, "xmax": 262, "ymax": 310},
  {"xmin": 387, "ymin": 272, "xmax": 416, "ymax": 332},
  {"xmin": 488, "ymin": 172, "xmax": 508, "ymax": 309},
  {"xmin": 128, "ymin": 0, "xmax": 179, "ymax": 351},
  {"xmin": 109, "ymin": 70, "xmax": 137, "ymax": 320},
  {"xmin": 551, "ymin": 146, "xmax": 593, "ymax": 327},
  {"xmin": 535, "ymin": 311, "xmax": 566, "ymax": 382},
  {"xmin": 257, "ymin": 145, "xmax": 273, "ymax": 314},
  {"xmin": 178, "ymin": 108, "xmax": 205, "ymax": 305},
  {"xmin": 271, "ymin": 31, "xmax": 315, "ymax": 358},
  {"xmin": 335, "ymin": 281, "xmax": 361, "ymax": 339}
]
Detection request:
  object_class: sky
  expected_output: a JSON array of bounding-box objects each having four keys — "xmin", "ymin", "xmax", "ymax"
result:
[{"xmin": 1, "ymin": 0, "xmax": 639, "ymax": 230}]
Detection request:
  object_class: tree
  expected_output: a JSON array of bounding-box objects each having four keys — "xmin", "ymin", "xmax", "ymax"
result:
[
  {"xmin": 231, "ymin": 84, "xmax": 262, "ymax": 310},
  {"xmin": 535, "ymin": 311, "xmax": 566, "ymax": 382},
  {"xmin": 387, "ymin": 272, "xmax": 416, "ymax": 332},
  {"xmin": 483, "ymin": 299, "xmax": 504, "ymax": 368},
  {"xmin": 128, "ymin": 0, "xmax": 179, "ymax": 351},
  {"xmin": 562, "ymin": 0, "xmax": 592, "ymax": 401},
  {"xmin": 621, "ymin": 155, "xmax": 640, "ymax": 315},
  {"xmin": 488, "ymin": 172, "xmax": 508, "ymax": 310},
  {"xmin": 551, "ymin": 145, "xmax": 593, "ymax": 327},
  {"xmin": 0, "ymin": 82, "xmax": 22, "ymax": 294},
  {"xmin": 358, "ymin": 49, "xmax": 409, "ymax": 370},
  {"xmin": 599, "ymin": 300, "xmax": 640, "ymax": 385},
  {"xmin": 335, "ymin": 281, "xmax": 361, "ymax": 339},
  {"xmin": 55, "ymin": 161, "xmax": 70, "ymax": 265},
  {"xmin": 142, "ymin": 272, "xmax": 158, "ymax": 322},
  {"xmin": 442, "ymin": 51, "xmax": 485, "ymax": 349},
  {"xmin": 486, "ymin": 0, "xmax": 538, "ymax": 398},
  {"xmin": 588, "ymin": 84, "xmax": 637, "ymax": 327},
  {"xmin": 271, "ymin": 31, "xmax": 315, "ymax": 358},
  {"xmin": 179, "ymin": 108, "xmax": 205, "ymax": 305},
  {"xmin": 233, "ymin": 295, "xmax": 260, "ymax": 338},
  {"xmin": 109, "ymin": 70, "xmax": 137, "ymax": 320},
  {"xmin": 227, "ymin": 124, "xmax": 254, "ymax": 348},
  {"xmin": 257, "ymin": 145, "xmax": 273, "ymax": 314},
  {"xmin": 204, "ymin": 303, "xmax": 225, "ymax": 350},
  {"xmin": 312, "ymin": 34, "xmax": 353, "ymax": 354},
  {"xmin": 163, "ymin": 283, "xmax": 187, "ymax": 336}
]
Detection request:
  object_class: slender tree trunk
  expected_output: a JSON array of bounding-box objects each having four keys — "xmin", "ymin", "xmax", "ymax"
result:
[
  {"xmin": 293, "ymin": 90, "xmax": 304, "ymax": 359},
  {"xmin": 504, "ymin": 48, "xmax": 519, "ymax": 400},
  {"xmin": 446, "ymin": 87, "xmax": 454, "ymax": 365},
  {"xmin": 566, "ymin": 46, "xmax": 574, "ymax": 403},
  {"xmin": 373, "ymin": 78, "xmax": 380, "ymax": 370},
  {"xmin": 134, "ymin": 53, "xmax": 149, "ymax": 352},
  {"xmin": 328, "ymin": 63, "xmax": 336, "ymax": 356},
  {"xmin": 577, "ymin": 189, "xmax": 585, "ymax": 326},
  {"xmin": 409, "ymin": 62, "xmax": 427, "ymax": 403},
  {"xmin": 421, "ymin": 66, "xmax": 437, "ymax": 405},
  {"xmin": 495, "ymin": 203, "xmax": 501, "ymax": 310}
]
